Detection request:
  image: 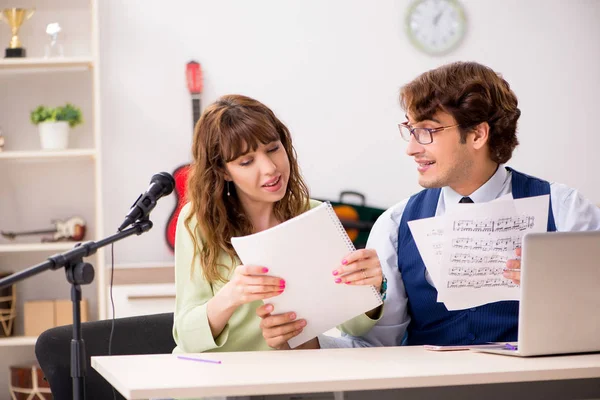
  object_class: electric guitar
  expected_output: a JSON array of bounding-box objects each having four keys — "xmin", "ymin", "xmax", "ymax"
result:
[
  {"xmin": 165, "ymin": 60, "xmax": 203, "ymax": 251},
  {"xmin": 1, "ymin": 216, "xmax": 87, "ymax": 242}
]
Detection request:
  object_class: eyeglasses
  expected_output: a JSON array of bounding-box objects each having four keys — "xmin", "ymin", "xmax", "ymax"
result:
[{"xmin": 398, "ymin": 123, "xmax": 461, "ymax": 145}]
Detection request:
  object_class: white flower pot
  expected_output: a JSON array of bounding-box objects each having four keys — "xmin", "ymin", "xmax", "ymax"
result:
[{"xmin": 39, "ymin": 121, "xmax": 70, "ymax": 150}]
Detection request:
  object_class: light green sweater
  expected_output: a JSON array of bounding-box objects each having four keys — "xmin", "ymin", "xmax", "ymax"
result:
[{"xmin": 172, "ymin": 200, "xmax": 380, "ymax": 354}]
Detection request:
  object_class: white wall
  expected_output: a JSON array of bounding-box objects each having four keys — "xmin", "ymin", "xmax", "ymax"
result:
[{"xmin": 98, "ymin": 0, "xmax": 600, "ymax": 264}]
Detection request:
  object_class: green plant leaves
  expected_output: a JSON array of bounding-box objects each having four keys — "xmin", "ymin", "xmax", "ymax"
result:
[{"xmin": 30, "ymin": 103, "xmax": 83, "ymax": 128}]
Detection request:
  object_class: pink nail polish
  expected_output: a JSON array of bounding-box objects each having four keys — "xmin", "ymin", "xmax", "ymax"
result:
[
  {"xmin": 342, "ymin": 259, "xmax": 348, "ymax": 265},
  {"xmin": 332, "ymin": 270, "xmax": 339, "ymax": 276},
  {"xmin": 280, "ymin": 279, "xmax": 286, "ymax": 286},
  {"xmin": 345, "ymin": 281, "xmax": 351, "ymax": 285},
  {"xmin": 335, "ymin": 278, "xmax": 341, "ymax": 283},
  {"xmin": 289, "ymin": 313, "xmax": 296, "ymax": 320},
  {"xmin": 262, "ymin": 267, "xmax": 269, "ymax": 273}
]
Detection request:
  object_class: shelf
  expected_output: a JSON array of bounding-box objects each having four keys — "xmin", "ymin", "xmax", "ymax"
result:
[
  {"xmin": 0, "ymin": 149, "xmax": 96, "ymax": 161},
  {"xmin": 0, "ymin": 57, "xmax": 93, "ymax": 72},
  {"xmin": 0, "ymin": 336, "xmax": 37, "ymax": 347},
  {"xmin": 0, "ymin": 242, "xmax": 80, "ymax": 253}
]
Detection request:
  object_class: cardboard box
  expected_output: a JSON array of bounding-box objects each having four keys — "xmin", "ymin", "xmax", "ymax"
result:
[
  {"xmin": 55, "ymin": 299, "xmax": 88, "ymax": 327},
  {"xmin": 23, "ymin": 299, "xmax": 89, "ymax": 336},
  {"xmin": 24, "ymin": 301, "xmax": 54, "ymax": 337}
]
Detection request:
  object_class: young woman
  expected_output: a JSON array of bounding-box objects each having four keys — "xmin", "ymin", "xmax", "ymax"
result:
[{"xmin": 172, "ymin": 94, "xmax": 383, "ymax": 353}]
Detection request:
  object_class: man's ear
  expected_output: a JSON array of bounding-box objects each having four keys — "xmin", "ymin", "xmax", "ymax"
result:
[{"xmin": 471, "ymin": 122, "xmax": 490, "ymax": 150}]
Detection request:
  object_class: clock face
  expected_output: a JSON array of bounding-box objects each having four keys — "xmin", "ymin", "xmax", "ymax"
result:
[{"xmin": 406, "ymin": 0, "xmax": 467, "ymax": 55}]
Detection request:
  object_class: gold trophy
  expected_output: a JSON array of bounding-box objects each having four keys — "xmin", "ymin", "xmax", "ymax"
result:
[{"xmin": 0, "ymin": 8, "xmax": 35, "ymax": 58}]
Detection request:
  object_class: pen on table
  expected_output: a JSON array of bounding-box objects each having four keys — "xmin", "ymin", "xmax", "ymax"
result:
[
  {"xmin": 504, "ymin": 343, "xmax": 518, "ymax": 350},
  {"xmin": 177, "ymin": 355, "xmax": 222, "ymax": 364}
]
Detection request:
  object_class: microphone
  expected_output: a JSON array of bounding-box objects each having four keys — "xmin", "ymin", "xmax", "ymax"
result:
[{"xmin": 118, "ymin": 172, "xmax": 176, "ymax": 232}]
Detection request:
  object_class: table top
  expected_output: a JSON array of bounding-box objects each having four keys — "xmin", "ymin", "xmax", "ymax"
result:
[{"xmin": 91, "ymin": 346, "xmax": 600, "ymax": 399}]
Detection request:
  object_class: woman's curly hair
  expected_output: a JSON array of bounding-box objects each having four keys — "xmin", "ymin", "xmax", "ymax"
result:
[{"xmin": 185, "ymin": 94, "xmax": 310, "ymax": 284}]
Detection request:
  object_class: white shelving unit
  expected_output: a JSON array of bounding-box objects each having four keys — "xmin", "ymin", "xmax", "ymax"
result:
[
  {"xmin": 0, "ymin": 336, "xmax": 38, "ymax": 347},
  {"xmin": 0, "ymin": 0, "xmax": 104, "ymax": 395},
  {"xmin": 0, "ymin": 149, "xmax": 96, "ymax": 160},
  {"xmin": 0, "ymin": 242, "xmax": 79, "ymax": 253},
  {"xmin": 0, "ymin": 56, "xmax": 93, "ymax": 69}
]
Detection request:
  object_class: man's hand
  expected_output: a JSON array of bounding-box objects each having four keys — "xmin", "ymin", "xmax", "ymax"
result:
[
  {"xmin": 504, "ymin": 247, "xmax": 521, "ymax": 285},
  {"xmin": 256, "ymin": 304, "xmax": 319, "ymax": 350}
]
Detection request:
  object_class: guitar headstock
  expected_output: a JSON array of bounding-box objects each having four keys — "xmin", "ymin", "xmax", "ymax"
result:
[{"xmin": 186, "ymin": 61, "xmax": 203, "ymax": 95}]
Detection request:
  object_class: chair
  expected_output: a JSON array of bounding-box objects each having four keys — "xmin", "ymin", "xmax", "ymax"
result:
[{"xmin": 35, "ymin": 312, "xmax": 175, "ymax": 400}]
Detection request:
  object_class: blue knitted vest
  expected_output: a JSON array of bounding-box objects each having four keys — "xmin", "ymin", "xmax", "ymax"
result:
[{"xmin": 398, "ymin": 167, "xmax": 557, "ymax": 345}]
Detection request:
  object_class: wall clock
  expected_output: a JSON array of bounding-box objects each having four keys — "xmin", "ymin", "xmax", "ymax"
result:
[{"xmin": 406, "ymin": 0, "xmax": 467, "ymax": 55}]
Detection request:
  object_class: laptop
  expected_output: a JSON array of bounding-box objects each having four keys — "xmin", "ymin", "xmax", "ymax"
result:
[{"xmin": 472, "ymin": 230, "xmax": 600, "ymax": 357}]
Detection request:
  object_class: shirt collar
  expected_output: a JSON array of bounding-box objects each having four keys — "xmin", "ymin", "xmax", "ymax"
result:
[{"xmin": 442, "ymin": 164, "xmax": 508, "ymax": 205}]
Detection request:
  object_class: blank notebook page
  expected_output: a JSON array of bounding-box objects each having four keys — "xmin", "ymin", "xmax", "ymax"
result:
[{"xmin": 232, "ymin": 202, "xmax": 382, "ymax": 348}]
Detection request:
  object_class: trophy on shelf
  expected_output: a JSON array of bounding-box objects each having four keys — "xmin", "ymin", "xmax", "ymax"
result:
[
  {"xmin": 0, "ymin": 8, "xmax": 35, "ymax": 58},
  {"xmin": 44, "ymin": 22, "xmax": 64, "ymax": 58}
]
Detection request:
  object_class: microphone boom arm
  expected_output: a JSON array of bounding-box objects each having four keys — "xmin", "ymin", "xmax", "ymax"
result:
[{"xmin": 0, "ymin": 219, "xmax": 154, "ymax": 400}]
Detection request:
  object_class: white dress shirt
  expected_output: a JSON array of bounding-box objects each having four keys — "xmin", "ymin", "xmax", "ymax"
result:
[{"xmin": 320, "ymin": 166, "xmax": 600, "ymax": 348}]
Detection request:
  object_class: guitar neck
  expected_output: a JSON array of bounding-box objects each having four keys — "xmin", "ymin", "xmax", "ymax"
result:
[
  {"xmin": 191, "ymin": 95, "xmax": 201, "ymax": 129},
  {"xmin": 1, "ymin": 229, "xmax": 56, "ymax": 239}
]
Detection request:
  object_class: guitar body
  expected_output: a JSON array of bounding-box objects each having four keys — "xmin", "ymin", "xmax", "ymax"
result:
[
  {"xmin": 165, "ymin": 164, "xmax": 190, "ymax": 251},
  {"xmin": 165, "ymin": 61, "xmax": 202, "ymax": 251}
]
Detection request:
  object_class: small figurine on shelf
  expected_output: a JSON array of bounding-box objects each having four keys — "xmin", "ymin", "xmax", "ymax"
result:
[{"xmin": 44, "ymin": 22, "xmax": 64, "ymax": 58}]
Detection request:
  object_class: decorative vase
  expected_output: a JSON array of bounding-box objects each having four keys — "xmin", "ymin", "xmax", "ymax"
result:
[{"xmin": 38, "ymin": 121, "xmax": 69, "ymax": 150}]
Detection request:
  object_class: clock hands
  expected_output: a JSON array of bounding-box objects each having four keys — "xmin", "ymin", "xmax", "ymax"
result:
[{"xmin": 433, "ymin": 10, "xmax": 444, "ymax": 26}]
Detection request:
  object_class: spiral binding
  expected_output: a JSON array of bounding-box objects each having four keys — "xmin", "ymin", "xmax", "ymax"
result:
[
  {"xmin": 325, "ymin": 201, "xmax": 355, "ymax": 252},
  {"xmin": 325, "ymin": 202, "xmax": 382, "ymax": 303}
]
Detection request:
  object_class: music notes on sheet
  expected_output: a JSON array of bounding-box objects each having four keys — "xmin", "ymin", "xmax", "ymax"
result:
[
  {"xmin": 448, "ymin": 265, "xmax": 506, "ymax": 276},
  {"xmin": 452, "ymin": 216, "xmax": 535, "ymax": 233},
  {"xmin": 451, "ymin": 236, "xmax": 520, "ymax": 252},
  {"xmin": 447, "ymin": 278, "xmax": 518, "ymax": 289}
]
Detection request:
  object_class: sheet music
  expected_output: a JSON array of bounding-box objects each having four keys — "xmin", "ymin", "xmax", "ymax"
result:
[
  {"xmin": 407, "ymin": 194, "xmax": 514, "ymax": 290},
  {"xmin": 407, "ymin": 216, "xmax": 444, "ymax": 287},
  {"xmin": 408, "ymin": 195, "xmax": 549, "ymax": 310}
]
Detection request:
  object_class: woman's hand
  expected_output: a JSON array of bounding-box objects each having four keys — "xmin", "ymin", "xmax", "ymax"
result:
[
  {"xmin": 332, "ymin": 249, "xmax": 383, "ymax": 291},
  {"xmin": 256, "ymin": 304, "xmax": 319, "ymax": 350},
  {"xmin": 256, "ymin": 304, "xmax": 304, "ymax": 349},
  {"xmin": 218, "ymin": 265, "xmax": 285, "ymax": 309}
]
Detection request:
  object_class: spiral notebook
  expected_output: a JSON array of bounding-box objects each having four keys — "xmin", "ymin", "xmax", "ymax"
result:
[{"xmin": 231, "ymin": 202, "xmax": 383, "ymax": 348}]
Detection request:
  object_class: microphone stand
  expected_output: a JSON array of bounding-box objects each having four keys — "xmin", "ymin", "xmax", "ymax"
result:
[{"xmin": 0, "ymin": 218, "xmax": 153, "ymax": 400}]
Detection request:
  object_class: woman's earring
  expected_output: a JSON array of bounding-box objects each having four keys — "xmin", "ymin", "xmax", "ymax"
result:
[{"xmin": 227, "ymin": 181, "xmax": 230, "ymax": 197}]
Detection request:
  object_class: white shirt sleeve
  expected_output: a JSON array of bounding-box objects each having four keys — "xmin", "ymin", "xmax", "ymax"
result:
[
  {"xmin": 318, "ymin": 199, "xmax": 411, "ymax": 348},
  {"xmin": 550, "ymin": 183, "xmax": 600, "ymax": 231}
]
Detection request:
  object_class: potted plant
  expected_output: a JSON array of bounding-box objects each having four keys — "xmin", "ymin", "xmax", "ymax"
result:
[{"xmin": 30, "ymin": 103, "xmax": 83, "ymax": 150}]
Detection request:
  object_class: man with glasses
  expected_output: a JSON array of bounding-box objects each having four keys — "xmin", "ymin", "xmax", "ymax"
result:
[{"xmin": 256, "ymin": 61, "xmax": 600, "ymax": 349}]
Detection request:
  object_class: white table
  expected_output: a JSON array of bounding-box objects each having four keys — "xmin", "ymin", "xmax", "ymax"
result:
[{"xmin": 91, "ymin": 346, "xmax": 600, "ymax": 400}]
